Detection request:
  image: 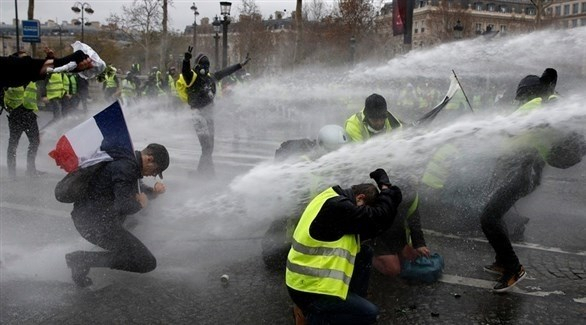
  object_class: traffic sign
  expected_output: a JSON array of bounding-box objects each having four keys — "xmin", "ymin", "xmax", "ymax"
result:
[{"xmin": 22, "ymin": 19, "xmax": 41, "ymax": 43}]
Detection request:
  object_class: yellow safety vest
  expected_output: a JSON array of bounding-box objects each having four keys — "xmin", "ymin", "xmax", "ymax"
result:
[
  {"xmin": 421, "ymin": 143, "xmax": 459, "ymax": 189},
  {"xmin": 286, "ymin": 187, "xmax": 359, "ymax": 300},
  {"xmin": 344, "ymin": 110, "xmax": 402, "ymax": 142},
  {"xmin": 69, "ymin": 74, "xmax": 78, "ymax": 95},
  {"xmin": 46, "ymin": 73, "xmax": 64, "ymax": 100},
  {"xmin": 105, "ymin": 74, "xmax": 118, "ymax": 89},
  {"xmin": 23, "ymin": 82, "xmax": 38, "ymax": 112},
  {"xmin": 62, "ymin": 73, "xmax": 70, "ymax": 96},
  {"xmin": 3, "ymin": 86, "xmax": 24, "ymax": 109}
]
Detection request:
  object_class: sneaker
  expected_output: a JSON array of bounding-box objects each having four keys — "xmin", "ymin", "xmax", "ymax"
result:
[
  {"xmin": 65, "ymin": 252, "xmax": 93, "ymax": 288},
  {"xmin": 493, "ymin": 265, "xmax": 526, "ymax": 292},
  {"xmin": 483, "ymin": 263, "xmax": 505, "ymax": 276},
  {"xmin": 292, "ymin": 305, "xmax": 306, "ymax": 325}
]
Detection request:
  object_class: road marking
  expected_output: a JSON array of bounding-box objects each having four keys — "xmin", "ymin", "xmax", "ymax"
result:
[
  {"xmin": 0, "ymin": 202, "xmax": 68, "ymax": 218},
  {"xmin": 424, "ymin": 229, "xmax": 586, "ymax": 256},
  {"xmin": 440, "ymin": 274, "xmax": 574, "ymax": 301}
]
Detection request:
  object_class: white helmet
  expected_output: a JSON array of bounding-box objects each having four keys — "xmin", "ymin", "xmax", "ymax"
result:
[{"xmin": 317, "ymin": 125, "xmax": 349, "ymax": 151}]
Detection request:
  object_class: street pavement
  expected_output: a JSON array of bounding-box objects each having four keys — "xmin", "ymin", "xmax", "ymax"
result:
[{"xmin": 1, "ymin": 108, "xmax": 585, "ymax": 324}]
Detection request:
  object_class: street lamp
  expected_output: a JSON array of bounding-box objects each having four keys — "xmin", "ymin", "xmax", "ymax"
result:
[
  {"xmin": 71, "ymin": 2, "xmax": 94, "ymax": 43},
  {"xmin": 220, "ymin": 1, "xmax": 232, "ymax": 68},
  {"xmin": 453, "ymin": 20, "xmax": 464, "ymax": 40},
  {"xmin": 212, "ymin": 16, "xmax": 221, "ymax": 70},
  {"xmin": 349, "ymin": 35, "xmax": 356, "ymax": 65},
  {"xmin": 190, "ymin": 3, "xmax": 199, "ymax": 52}
]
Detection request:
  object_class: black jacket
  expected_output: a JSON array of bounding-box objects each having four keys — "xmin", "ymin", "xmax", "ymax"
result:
[
  {"xmin": 309, "ymin": 185, "xmax": 403, "ymax": 242},
  {"xmin": 71, "ymin": 151, "xmax": 148, "ymax": 224},
  {"xmin": 181, "ymin": 58, "xmax": 243, "ymax": 109}
]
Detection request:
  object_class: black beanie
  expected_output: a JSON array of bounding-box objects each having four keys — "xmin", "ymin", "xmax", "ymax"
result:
[
  {"xmin": 364, "ymin": 93, "xmax": 388, "ymax": 118},
  {"xmin": 515, "ymin": 75, "xmax": 543, "ymax": 102}
]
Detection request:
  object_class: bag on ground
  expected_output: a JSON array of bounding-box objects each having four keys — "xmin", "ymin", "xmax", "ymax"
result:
[{"xmin": 399, "ymin": 252, "xmax": 445, "ymax": 283}]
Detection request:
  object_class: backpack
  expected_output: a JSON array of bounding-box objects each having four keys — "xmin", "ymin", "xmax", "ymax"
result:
[
  {"xmin": 54, "ymin": 162, "xmax": 108, "ymax": 203},
  {"xmin": 399, "ymin": 253, "xmax": 445, "ymax": 283},
  {"xmin": 274, "ymin": 139, "xmax": 317, "ymax": 162}
]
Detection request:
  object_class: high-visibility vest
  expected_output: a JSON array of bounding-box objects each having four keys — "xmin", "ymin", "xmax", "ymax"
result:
[
  {"xmin": 3, "ymin": 86, "xmax": 24, "ymax": 109},
  {"xmin": 62, "ymin": 73, "xmax": 70, "ymax": 96},
  {"xmin": 121, "ymin": 79, "xmax": 136, "ymax": 98},
  {"xmin": 105, "ymin": 74, "xmax": 118, "ymax": 89},
  {"xmin": 286, "ymin": 187, "xmax": 359, "ymax": 300},
  {"xmin": 46, "ymin": 73, "xmax": 64, "ymax": 100},
  {"xmin": 421, "ymin": 143, "xmax": 459, "ymax": 189},
  {"xmin": 167, "ymin": 75, "xmax": 177, "ymax": 95},
  {"xmin": 344, "ymin": 110, "xmax": 402, "ymax": 142},
  {"xmin": 23, "ymin": 82, "xmax": 38, "ymax": 112},
  {"xmin": 68, "ymin": 74, "xmax": 78, "ymax": 95}
]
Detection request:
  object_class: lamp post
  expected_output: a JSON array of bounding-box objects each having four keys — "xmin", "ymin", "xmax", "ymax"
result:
[
  {"xmin": 220, "ymin": 1, "xmax": 232, "ymax": 68},
  {"xmin": 190, "ymin": 3, "xmax": 199, "ymax": 51},
  {"xmin": 71, "ymin": 2, "xmax": 94, "ymax": 43},
  {"xmin": 212, "ymin": 16, "xmax": 221, "ymax": 71},
  {"xmin": 453, "ymin": 20, "xmax": 464, "ymax": 40},
  {"xmin": 349, "ymin": 35, "xmax": 356, "ymax": 65}
]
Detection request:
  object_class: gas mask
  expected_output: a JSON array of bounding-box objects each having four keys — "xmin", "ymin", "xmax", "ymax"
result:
[{"xmin": 197, "ymin": 61, "xmax": 210, "ymax": 76}]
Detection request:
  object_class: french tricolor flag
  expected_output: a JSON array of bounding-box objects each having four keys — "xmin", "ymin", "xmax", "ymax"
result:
[{"xmin": 49, "ymin": 101, "xmax": 133, "ymax": 172}]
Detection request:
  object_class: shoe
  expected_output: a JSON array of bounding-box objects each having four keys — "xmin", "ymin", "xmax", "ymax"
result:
[
  {"xmin": 483, "ymin": 263, "xmax": 505, "ymax": 276},
  {"xmin": 493, "ymin": 265, "xmax": 526, "ymax": 292},
  {"xmin": 292, "ymin": 305, "xmax": 306, "ymax": 325},
  {"xmin": 26, "ymin": 169, "xmax": 47, "ymax": 178},
  {"xmin": 65, "ymin": 252, "xmax": 93, "ymax": 287}
]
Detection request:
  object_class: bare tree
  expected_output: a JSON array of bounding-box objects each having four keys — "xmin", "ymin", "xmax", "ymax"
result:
[
  {"xmin": 160, "ymin": 0, "xmax": 168, "ymax": 69},
  {"xmin": 107, "ymin": 0, "xmax": 163, "ymax": 69},
  {"xmin": 304, "ymin": 0, "xmax": 328, "ymax": 21}
]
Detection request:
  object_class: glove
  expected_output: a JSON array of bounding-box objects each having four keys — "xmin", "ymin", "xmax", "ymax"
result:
[
  {"xmin": 184, "ymin": 46, "xmax": 193, "ymax": 61},
  {"xmin": 369, "ymin": 168, "xmax": 391, "ymax": 190},
  {"xmin": 241, "ymin": 52, "xmax": 251, "ymax": 66}
]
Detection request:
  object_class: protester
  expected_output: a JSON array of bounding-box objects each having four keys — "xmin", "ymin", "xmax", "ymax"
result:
[
  {"xmin": 65, "ymin": 143, "xmax": 169, "ymax": 287},
  {"xmin": 344, "ymin": 93, "xmax": 402, "ymax": 142},
  {"xmin": 3, "ymin": 51, "xmax": 43, "ymax": 179},
  {"xmin": 177, "ymin": 46, "xmax": 250, "ymax": 175},
  {"xmin": 482, "ymin": 68, "xmax": 586, "ymax": 292},
  {"xmin": 286, "ymin": 169, "xmax": 402, "ymax": 324}
]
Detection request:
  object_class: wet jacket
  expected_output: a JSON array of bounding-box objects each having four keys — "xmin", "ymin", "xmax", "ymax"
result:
[
  {"xmin": 344, "ymin": 110, "xmax": 402, "ymax": 142},
  {"xmin": 180, "ymin": 59, "xmax": 243, "ymax": 109},
  {"xmin": 71, "ymin": 150, "xmax": 146, "ymax": 224}
]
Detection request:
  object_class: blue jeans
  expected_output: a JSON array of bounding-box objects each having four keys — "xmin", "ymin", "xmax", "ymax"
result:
[{"xmin": 305, "ymin": 246, "xmax": 378, "ymax": 325}]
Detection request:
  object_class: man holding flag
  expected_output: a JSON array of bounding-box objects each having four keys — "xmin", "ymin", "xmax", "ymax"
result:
[{"xmin": 49, "ymin": 101, "xmax": 170, "ymax": 287}]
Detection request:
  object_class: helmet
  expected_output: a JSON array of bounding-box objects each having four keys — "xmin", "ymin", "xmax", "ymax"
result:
[
  {"xmin": 317, "ymin": 125, "xmax": 349, "ymax": 151},
  {"xmin": 364, "ymin": 93, "xmax": 388, "ymax": 119}
]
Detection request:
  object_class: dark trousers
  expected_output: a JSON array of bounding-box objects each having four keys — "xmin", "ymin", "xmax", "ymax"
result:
[
  {"xmin": 297, "ymin": 246, "xmax": 379, "ymax": 325},
  {"xmin": 480, "ymin": 151, "xmax": 544, "ymax": 273},
  {"xmin": 6, "ymin": 107, "xmax": 39, "ymax": 176},
  {"xmin": 72, "ymin": 218, "xmax": 157, "ymax": 273},
  {"xmin": 192, "ymin": 105, "xmax": 215, "ymax": 175},
  {"xmin": 46, "ymin": 98, "xmax": 62, "ymax": 119}
]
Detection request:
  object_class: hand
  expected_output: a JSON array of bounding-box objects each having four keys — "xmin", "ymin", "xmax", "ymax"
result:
[
  {"xmin": 416, "ymin": 246, "xmax": 431, "ymax": 258},
  {"xmin": 185, "ymin": 46, "xmax": 193, "ymax": 61},
  {"xmin": 153, "ymin": 182, "xmax": 166, "ymax": 194},
  {"xmin": 241, "ymin": 52, "xmax": 251, "ymax": 66},
  {"xmin": 369, "ymin": 168, "xmax": 391, "ymax": 190},
  {"xmin": 136, "ymin": 192, "xmax": 148, "ymax": 209}
]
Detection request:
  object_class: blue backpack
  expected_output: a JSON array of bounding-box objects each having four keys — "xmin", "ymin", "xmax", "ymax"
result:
[{"xmin": 399, "ymin": 253, "xmax": 444, "ymax": 283}]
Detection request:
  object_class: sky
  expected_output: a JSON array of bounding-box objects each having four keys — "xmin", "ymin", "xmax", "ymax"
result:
[{"xmin": 0, "ymin": 0, "xmax": 304, "ymax": 31}]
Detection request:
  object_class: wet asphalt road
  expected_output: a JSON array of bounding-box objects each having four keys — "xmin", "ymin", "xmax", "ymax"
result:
[{"xmin": 1, "ymin": 109, "xmax": 585, "ymax": 324}]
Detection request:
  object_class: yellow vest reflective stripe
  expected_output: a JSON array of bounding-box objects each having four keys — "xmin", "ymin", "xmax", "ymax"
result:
[
  {"xmin": 421, "ymin": 143, "xmax": 459, "ymax": 189},
  {"xmin": 23, "ymin": 82, "xmax": 38, "ymax": 111},
  {"xmin": 46, "ymin": 73, "xmax": 64, "ymax": 100},
  {"xmin": 3, "ymin": 86, "xmax": 24, "ymax": 109},
  {"xmin": 286, "ymin": 187, "xmax": 358, "ymax": 300}
]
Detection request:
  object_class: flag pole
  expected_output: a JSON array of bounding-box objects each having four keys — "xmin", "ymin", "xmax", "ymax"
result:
[{"xmin": 452, "ymin": 70, "xmax": 474, "ymax": 112}]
